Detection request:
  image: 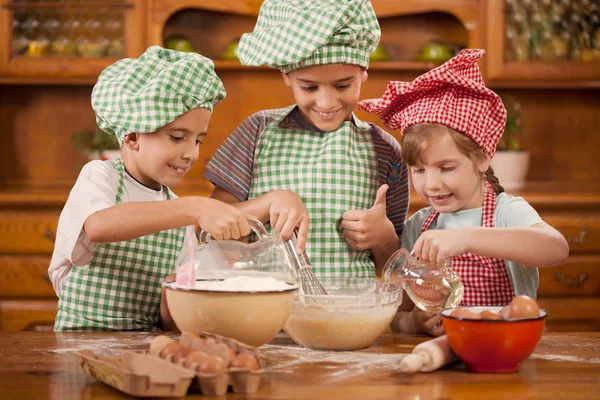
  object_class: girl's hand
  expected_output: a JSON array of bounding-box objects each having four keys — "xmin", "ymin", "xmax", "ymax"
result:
[
  {"xmin": 268, "ymin": 190, "xmax": 310, "ymax": 252},
  {"xmin": 411, "ymin": 307, "xmax": 444, "ymax": 337},
  {"xmin": 196, "ymin": 198, "xmax": 251, "ymax": 240},
  {"xmin": 413, "ymin": 228, "xmax": 470, "ymax": 266},
  {"xmin": 342, "ymin": 185, "xmax": 395, "ymax": 250}
]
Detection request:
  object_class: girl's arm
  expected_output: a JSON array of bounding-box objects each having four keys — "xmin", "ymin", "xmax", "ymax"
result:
[{"xmin": 413, "ymin": 222, "xmax": 569, "ymax": 267}]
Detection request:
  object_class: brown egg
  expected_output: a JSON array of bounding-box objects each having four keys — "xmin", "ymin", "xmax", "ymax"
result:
[
  {"xmin": 451, "ymin": 308, "xmax": 482, "ymax": 320},
  {"xmin": 231, "ymin": 352, "xmax": 260, "ymax": 370},
  {"xmin": 499, "ymin": 305, "xmax": 511, "ymax": 319},
  {"xmin": 509, "ymin": 295, "xmax": 540, "ymax": 319},
  {"xmin": 197, "ymin": 355, "xmax": 227, "ymax": 374},
  {"xmin": 159, "ymin": 341, "xmax": 185, "ymax": 359},
  {"xmin": 183, "ymin": 350, "xmax": 207, "ymax": 369},
  {"xmin": 172, "ymin": 346, "xmax": 194, "ymax": 364},
  {"xmin": 149, "ymin": 336, "xmax": 174, "ymax": 357},
  {"xmin": 480, "ymin": 310, "xmax": 503, "ymax": 320},
  {"xmin": 226, "ymin": 347, "xmax": 236, "ymax": 364}
]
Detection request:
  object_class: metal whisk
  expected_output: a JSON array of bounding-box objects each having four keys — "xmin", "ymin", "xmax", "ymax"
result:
[{"xmin": 286, "ymin": 231, "xmax": 329, "ymax": 296}]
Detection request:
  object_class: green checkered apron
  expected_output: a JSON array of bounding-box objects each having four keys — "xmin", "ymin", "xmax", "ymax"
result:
[
  {"xmin": 249, "ymin": 106, "xmax": 378, "ymax": 278},
  {"xmin": 54, "ymin": 158, "xmax": 184, "ymax": 331}
]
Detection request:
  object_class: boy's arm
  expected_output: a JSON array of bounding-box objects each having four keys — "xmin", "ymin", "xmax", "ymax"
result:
[
  {"xmin": 211, "ymin": 186, "xmax": 310, "ymax": 252},
  {"xmin": 84, "ymin": 196, "xmax": 249, "ymax": 243}
]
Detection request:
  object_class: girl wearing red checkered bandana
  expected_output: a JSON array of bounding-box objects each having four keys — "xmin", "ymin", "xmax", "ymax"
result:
[{"xmin": 359, "ymin": 49, "xmax": 569, "ymax": 337}]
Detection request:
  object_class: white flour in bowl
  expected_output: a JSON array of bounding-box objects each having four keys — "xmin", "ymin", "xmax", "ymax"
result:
[{"xmin": 193, "ymin": 276, "xmax": 297, "ymax": 292}]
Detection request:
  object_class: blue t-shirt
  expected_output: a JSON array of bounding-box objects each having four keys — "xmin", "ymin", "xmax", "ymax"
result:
[{"xmin": 401, "ymin": 193, "xmax": 543, "ymax": 299}]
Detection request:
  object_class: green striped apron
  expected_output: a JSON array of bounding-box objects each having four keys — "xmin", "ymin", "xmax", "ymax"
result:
[
  {"xmin": 54, "ymin": 158, "xmax": 184, "ymax": 331},
  {"xmin": 249, "ymin": 106, "xmax": 378, "ymax": 278}
]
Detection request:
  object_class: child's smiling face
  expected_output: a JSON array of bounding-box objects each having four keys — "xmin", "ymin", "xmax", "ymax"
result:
[
  {"xmin": 283, "ymin": 64, "xmax": 367, "ymax": 132},
  {"xmin": 409, "ymin": 133, "xmax": 490, "ymax": 213},
  {"xmin": 123, "ymin": 107, "xmax": 211, "ymax": 189}
]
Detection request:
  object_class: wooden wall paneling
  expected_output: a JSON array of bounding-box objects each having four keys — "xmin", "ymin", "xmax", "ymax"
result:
[
  {"xmin": 505, "ymin": 89, "xmax": 600, "ymax": 183},
  {"xmin": 0, "ymin": 85, "xmax": 94, "ymax": 190}
]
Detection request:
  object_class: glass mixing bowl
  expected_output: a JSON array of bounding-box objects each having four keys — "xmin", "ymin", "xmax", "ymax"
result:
[{"xmin": 283, "ymin": 277, "xmax": 402, "ymax": 351}]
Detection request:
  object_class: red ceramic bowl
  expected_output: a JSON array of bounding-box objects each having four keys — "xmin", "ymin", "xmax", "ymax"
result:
[{"xmin": 441, "ymin": 306, "xmax": 547, "ymax": 373}]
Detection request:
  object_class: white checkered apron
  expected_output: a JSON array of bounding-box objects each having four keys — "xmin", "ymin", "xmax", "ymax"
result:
[
  {"xmin": 54, "ymin": 158, "xmax": 184, "ymax": 331},
  {"xmin": 249, "ymin": 106, "xmax": 378, "ymax": 278},
  {"xmin": 420, "ymin": 182, "xmax": 514, "ymax": 306}
]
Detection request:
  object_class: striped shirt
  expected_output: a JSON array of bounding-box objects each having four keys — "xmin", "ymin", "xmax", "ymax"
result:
[{"xmin": 204, "ymin": 106, "xmax": 410, "ymax": 236}]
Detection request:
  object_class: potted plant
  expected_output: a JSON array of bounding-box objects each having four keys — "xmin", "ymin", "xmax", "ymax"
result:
[
  {"xmin": 73, "ymin": 127, "xmax": 121, "ymax": 161},
  {"xmin": 490, "ymin": 94, "xmax": 529, "ymax": 191}
]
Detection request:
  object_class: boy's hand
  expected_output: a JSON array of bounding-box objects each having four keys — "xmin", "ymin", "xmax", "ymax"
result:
[
  {"xmin": 196, "ymin": 198, "xmax": 251, "ymax": 240},
  {"xmin": 413, "ymin": 229, "xmax": 469, "ymax": 266},
  {"xmin": 341, "ymin": 185, "xmax": 395, "ymax": 250},
  {"xmin": 268, "ymin": 190, "xmax": 310, "ymax": 252}
]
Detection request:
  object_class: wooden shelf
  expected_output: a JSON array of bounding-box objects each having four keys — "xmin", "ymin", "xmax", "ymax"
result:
[
  {"xmin": 2, "ymin": 1, "xmax": 134, "ymax": 9},
  {"xmin": 487, "ymin": 80, "xmax": 600, "ymax": 90}
]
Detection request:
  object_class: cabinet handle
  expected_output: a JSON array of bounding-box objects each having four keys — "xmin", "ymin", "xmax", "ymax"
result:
[
  {"xmin": 44, "ymin": 229, "xmax": 56, "ymax": 243},
  {"xmin": 554, "ymin": 272, "xmax": 587, "ymax": 287},
  {"xmin": 563, "ymin": 229, "xmax": 587, "ymax": 245}
]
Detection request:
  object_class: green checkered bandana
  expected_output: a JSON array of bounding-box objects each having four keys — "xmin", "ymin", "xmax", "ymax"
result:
[
  {"xmin": 237, "ymin": 0, "xmax": 380, "ymax": 73},
  {"xmin": 92, "ymin": 46, "xmax": 225, "ymax": 145}
]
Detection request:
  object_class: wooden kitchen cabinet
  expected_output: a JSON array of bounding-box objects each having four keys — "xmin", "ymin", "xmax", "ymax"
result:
[
  {"xmin": 0, "ymin": 0, "xmax": 146, "ymax": 83},
  {"xmin": 484, "ymin": 0, "xmax": 600, "ymax": 85},
  {"xmin": 0, "ymin": 203, "xmax": 59, "ymax": 331},
  {"xmin": 0, "ymin": 0, "xmax": 599, "ymax": 332},
  {"xmin": 150, "ymin": 0, "xmax": 480, "ymax": 73}
]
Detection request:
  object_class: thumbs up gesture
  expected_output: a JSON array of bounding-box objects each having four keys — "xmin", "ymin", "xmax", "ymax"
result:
[{"xmin": 341, "ymin": 185, "xmax": 395, "ymax": 251}]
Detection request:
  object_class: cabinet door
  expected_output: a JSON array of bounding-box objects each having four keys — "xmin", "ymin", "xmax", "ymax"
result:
[
  {"xmin": 484, "ymin": 0, "xmax": 600, "ymax": 83},
  {"xmin": 0, "ymin": 0, "xmax": 145, "ymax": 83},
  {"xmin": 0, "ymin": 299, "xmax": 56, "ymax": 331},
  {"xmin": 0, "ymin": 210, "xmax": 58, "ymax": 253}
]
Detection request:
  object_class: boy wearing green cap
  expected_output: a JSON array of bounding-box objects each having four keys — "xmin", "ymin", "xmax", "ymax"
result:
[
  {"xmin": 50, "ymin": 46, "xmax": 251, "ymax": 331},
  {"xmin": 205, "ymin": 0, "xmax": 410, "ymax": 278}
]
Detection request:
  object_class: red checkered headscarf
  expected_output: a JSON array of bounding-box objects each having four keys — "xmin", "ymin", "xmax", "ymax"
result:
[{"xmin": 358, "ymin": 49, "xmax": 506, "ymax": 157}]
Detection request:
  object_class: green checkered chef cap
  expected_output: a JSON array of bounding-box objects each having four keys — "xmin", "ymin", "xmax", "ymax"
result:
[
  {"xmin": 237, "ymin": 0, "xmax": 380, "ymax": 73},
  {"xmin": 92, "ymin": 46, "xmax": 226, "ymax": 145}
]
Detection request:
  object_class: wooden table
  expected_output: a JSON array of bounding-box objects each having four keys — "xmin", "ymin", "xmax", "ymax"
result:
[{"xmin": 0, "ymin": 331, "xmax": 598, "ymax": 399}]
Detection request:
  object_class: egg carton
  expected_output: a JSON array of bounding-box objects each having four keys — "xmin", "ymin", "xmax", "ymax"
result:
[
  {"xmin": 155, "ymin": 331, "xmax": 264, "ymax": 396},
  {"xmin": 77, "ymin": 349, "xmax": 195, "ymax": 398}
]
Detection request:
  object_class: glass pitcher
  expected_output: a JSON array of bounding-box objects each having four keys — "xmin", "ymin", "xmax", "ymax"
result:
[
  {"xmin": 382, "ymin": 248, "xmax": 464, "ymax": 312},
  {"xmin": 194, "ymin": 218, "xmax": 298, "ymax": 285}
]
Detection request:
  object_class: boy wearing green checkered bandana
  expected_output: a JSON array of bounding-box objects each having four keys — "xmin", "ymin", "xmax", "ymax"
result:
[
  {"xmin": 51, "ymin": 46, "xmax": 251, "ymax": 331},
  {"xmin": 205, "ymin": 0, "xmax": 410, "ymax": 279}
]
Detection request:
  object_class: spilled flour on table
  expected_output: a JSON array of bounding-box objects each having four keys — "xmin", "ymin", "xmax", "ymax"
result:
[
  {"xmin": 258, "ymin": 344, "xmax": 408, "ymax": 384},
  {"xmin": 46, "ymin": 334, "xmax": 157, "ymax": 355},
  {"xmin": 530, "ymin": 354, "xmax": 600, "ymax": 363}
]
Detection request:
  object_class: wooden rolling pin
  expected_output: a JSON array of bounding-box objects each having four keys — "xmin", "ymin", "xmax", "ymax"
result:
[{"xmin": 400, "ymin": 335, "xmax": 460, "ymax": 373}]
